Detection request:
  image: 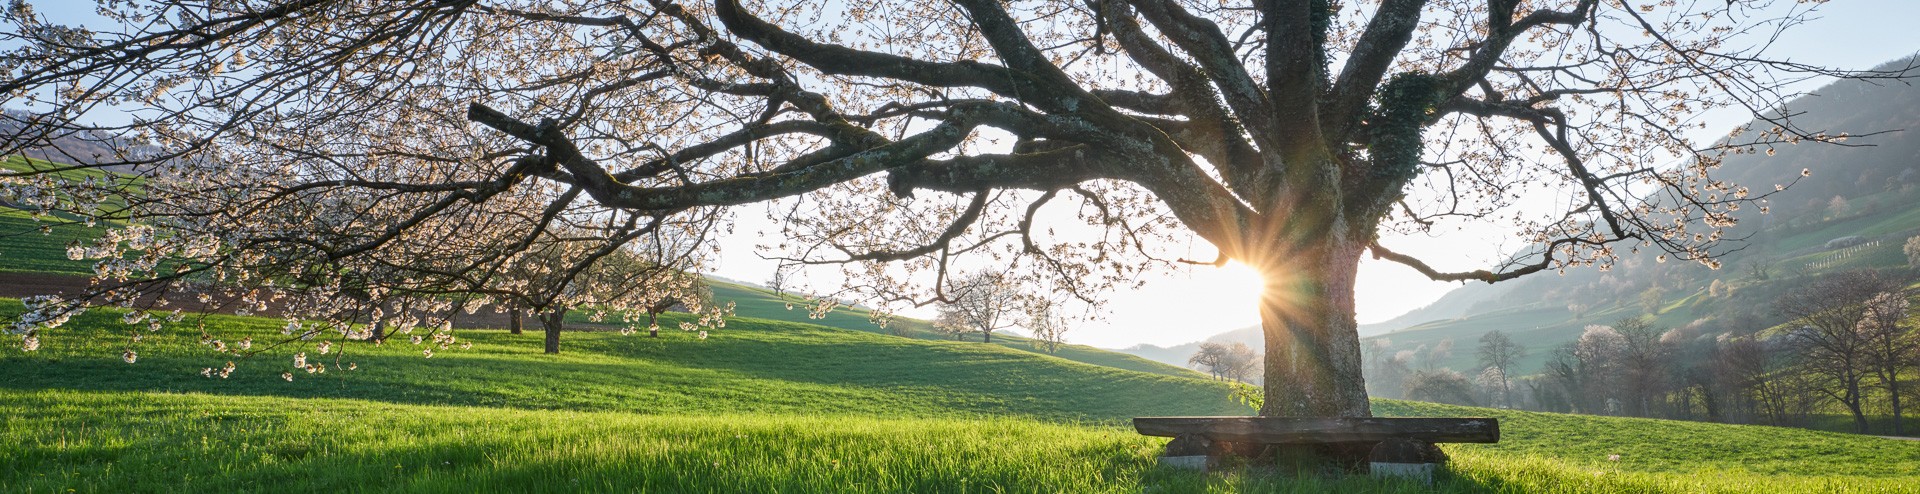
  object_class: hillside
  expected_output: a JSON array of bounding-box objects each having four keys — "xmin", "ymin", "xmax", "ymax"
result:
[
  {"xmin": 1149, "ymin": 56, "xmax": 1920, "ymax": 378},
  {"xmin": 4, "ymin": 300, "xmax": 1918, "ymax": 492},
  {"xmin": 0, "ymin": 300, "xmax": 1246, "ymax": 422},
  {"xmin": 705, "ymin": 279, "xmax": 1205, "ymax": 378},
  {"xmin": 0, "ymin": 153, "xmax": 1202, "ymax": 381}
]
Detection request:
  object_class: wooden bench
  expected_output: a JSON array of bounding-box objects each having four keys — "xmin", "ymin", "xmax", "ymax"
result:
[{"xmin": 1133, "ymin": 416, "xmax": 1499, "ymax": 480}]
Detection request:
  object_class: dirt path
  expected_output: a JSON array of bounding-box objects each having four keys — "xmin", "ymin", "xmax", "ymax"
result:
[{"xmin": 0, "ymin": 271, "xmax": 95, "ymax": 299}]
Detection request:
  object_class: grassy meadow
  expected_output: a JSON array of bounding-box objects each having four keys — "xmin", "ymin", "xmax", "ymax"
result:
[
  {"xmin": 5, "ymin": 152, "xmax": 1919, "ymax": 492},
  {"xmin": 4, "ymin": 300, "xmax": 1919, "ymax": 493},
  {"xmin": 706, "ymin": 280, "xmax": 1203, "ymax": 378}
]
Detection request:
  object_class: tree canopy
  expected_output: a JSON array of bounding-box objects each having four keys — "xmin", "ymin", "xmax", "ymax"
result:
[{"xmin": 1, "ymin": 0, "xmax": 1906, "ymax": 418}]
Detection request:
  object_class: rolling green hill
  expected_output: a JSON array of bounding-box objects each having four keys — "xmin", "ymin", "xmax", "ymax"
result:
[
  {"xmin": 0, "ymin": 156, "xmax": 1201, "ymax": 380},
  {"xmin": 3, "ymin": 301, "xmax": 1918, "ymax": 492},
  {"xmin": 705, "ymin": 279, "xmax": 1203, "ymax": 378},
  {"xmin": 0, "ymin": 156, "xmax": 130, "ymax": 276},
  {"xmin": 0, "ymin": 209, "xmax": 97, "ymax": 276}
]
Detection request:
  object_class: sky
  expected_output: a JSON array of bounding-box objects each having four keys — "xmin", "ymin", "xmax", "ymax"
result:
[
  {"xmin": 27, "ymin": 0, "xmax": 1920, "ymax": 349},
  {"xmin": 706, "ymin": 1, "xmax": 1920, "ymax": 349}
]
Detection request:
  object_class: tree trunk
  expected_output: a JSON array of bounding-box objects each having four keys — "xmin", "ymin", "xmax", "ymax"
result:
[
  {"xmin": 1500, "ymin": 374, "xmax": 1512, "ymax": 409},
  {"xmin": 540, "ymin": 308, "xmax": 566, "ymax": 354},
  {"xmin": 648, "ymin": 311, "xmax": 660, "ymax": 337},
  {"xmin": 983, "ymin": 330, "xmax": 992, "ymax": 343},
  {"xmin": 509, "ymin": 308, "xmax": 523, "ymax": 335},
  {"xmin": 1845, "ymin": 380, "xmax": 1868, "ymax": 433},
  {"xmin": 1888, "ymin": 373, "xmax": 1904, "ymax": 436},
  {"xmin": 370, "ymin": 318, "xmax": 385, "ymax": 342},
  {"xmin": 1257, "ymin": 236, "xmax": 1371, "ymax": 419}
]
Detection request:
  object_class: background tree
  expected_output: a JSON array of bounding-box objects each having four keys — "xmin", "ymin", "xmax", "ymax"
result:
[
  {"xmin": 1567, "ymin": 302, "xmax": 1590, "ymax": 321},
  {"xmin": 1545, "ymin": 325, "xmax": 1628, "ymax": 414},
  {"xmin": 1905, "ymin": 236, "xmax": 1920, "ymax": 269},
  {"xmin": 1362, "ymin": 338, "xmax": 1409, "ymax": 398},
  {"xmin": 1473, "ymin": 366, "xmax": 1509, "ymax": 408},
  {"xmin": 1404, "ymin": 369, "xmax": 1477, "ymax": 406},
  {"xmin": 1476, "ymin": 330, "xmax": 1525, "ymax": 408},
  {"xmin": 495, "ymin": 233, "xmax": 721, "ymax": 353},
  {"xmin": 1775, "ymin": 270, "xmax": 1901, "ymax": 433},
  {"xmin": 1186, "ymin": 341, "xmax": 1259, "ymax": 382},
  {"xmin": 1219, "ymin": 342, "xmax": 1261, "ymax": 383},
  {"xmin": 1024, "ymin": 300, "xmax": 1073, "ymax": 355},
  {"xmin": 1419, "ymin": 338, "xmax": 1454, "ymax": 372},
  {"xmin": 1858, "ymin": 290, "xmax": 1916, "ymax": 435},
  {"xmin": 1188, "ymin": 342, "xmax": 1229, "ymax": 380},
  {"xmin": 1, "ymin": 0, "xmax": 1903, "ymax": 421},
  {"xmin": 1612, "ymin": 316, "xmax": 1672, "ymax": 417},
  {"xmin": 932, "ymin": 310, "xmax": 971, "ymax": 341},
  {"xmin": 766, "ymin": 266, "xmax": 791, "ymax": 298},
  {"xmin": 933, "ymin": 271, "xmax": 1022, "ymax": 344},
  {"xmin": 1639, "ymin": 287, "xmax": 1668, "ymax": 316},
  {"xmin": 1746, "ymin": 261, "xmax": 1773, "ymax": 282}
]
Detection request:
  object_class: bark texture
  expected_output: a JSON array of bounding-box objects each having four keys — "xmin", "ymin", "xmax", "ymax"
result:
[
  {"xmin": 1257, "ymin": 234, "xmax": 1372, "ymax": 418},
  {"xmin": 540, "ymin": 308, "xmax": 567, "ymax": 354}
]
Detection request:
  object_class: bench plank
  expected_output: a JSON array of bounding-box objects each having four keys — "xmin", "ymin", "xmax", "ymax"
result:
[{"xmin": 1133, "ymin": 417, "xmax": 1499, "ymax": 444}]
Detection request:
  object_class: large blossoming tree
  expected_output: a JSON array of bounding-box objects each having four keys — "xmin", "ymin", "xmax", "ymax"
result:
[{"xmin": 1, "ymin": 0, "xmax": 1902, "ymax": 418}]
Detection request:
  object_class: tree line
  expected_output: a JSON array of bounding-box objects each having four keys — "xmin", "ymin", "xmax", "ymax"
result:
[{"xmin": 1364, "ymin": 268, "xmax": 1919, "ymax": 436}]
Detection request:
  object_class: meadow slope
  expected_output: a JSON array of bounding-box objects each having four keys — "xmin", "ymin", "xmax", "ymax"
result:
[{"xmin": 3, "ymin": 301, "xmax": 1918, "ymax": 493}]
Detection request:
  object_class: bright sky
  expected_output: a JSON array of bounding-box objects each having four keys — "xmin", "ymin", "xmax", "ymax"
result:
[{"xmin": 708, "ymin": 1, "xmax": 1920, "ymax": 349}]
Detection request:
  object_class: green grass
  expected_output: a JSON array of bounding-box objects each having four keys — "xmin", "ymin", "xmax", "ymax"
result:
[
  {"xmin": 0, "ymin": 155, "xmax": 139, "ymax": 276},
  {"xmin": 1769, "ymin": 205, "xmax": 1920, "ymax": 254},
  {"xmin": 1, "ymin": 154, "xmax": 122, "ymax": 182},
  {"xmin": 5, "ymin": 300, "xmax": 1920, "ymax": 492},
  {"xmin": 706, "ymin": 279, "xmax": 1204, "ymax": 378},
  {"xmin": 0, "ymin": 210, "xmax": 99, "ymax": 276},
  {"xmin": 4, "ymin": 152, "xmax": 1918, "ymax": 491},
  {"xmin": 1, "ymin": 155, "xmax": 142, "ymax": 217},
  {"xmin": 1, "ymin": 302, "xmax": 1243, "ymax": 422},
  {"xmin": 4, "ymin": 391, "xmax": 1914, "ymax": 493}
]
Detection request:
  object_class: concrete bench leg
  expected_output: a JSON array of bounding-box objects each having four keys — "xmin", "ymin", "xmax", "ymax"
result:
[
  {"xmin": 1367, "ymin": 438, "xmax": 1447, "ymax": 484},
  {"xmin": 1158, "ymin": 433, "xmax": 1214, "ymax": 471},
  {"xmin": 1157, "ymin": 434, "xmax": 1267, "ymax": 472}
]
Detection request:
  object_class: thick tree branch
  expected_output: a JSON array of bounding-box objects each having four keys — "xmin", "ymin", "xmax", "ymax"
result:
[{"xmin": 1324, "ymin": 0, "xmax": 1427, "ymax": 142}]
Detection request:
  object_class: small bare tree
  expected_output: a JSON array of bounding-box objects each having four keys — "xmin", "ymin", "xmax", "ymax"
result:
[
  {"xmin": 1219, "ymin": 342, "xmax": 1261, "ymax": 383},
  {"xmin": 765, "ymin": 266, "xmax": 791, "ymax": 297},
  {"xmin": 1024, "ymin": 301, "xmax": 1072, "ymax": 355},
  {"xmin": 1189, "ymin": 341, "xmax": 1260, "ymax": 382},
  {"xmin": 1477, "ymin": 330, "xmax": 1526, "ymax": 408},
  {"xmin": 934, "ymin": 271, "xmax": 1021, "ymax": 344},
  {"xmin": 1189, "ymin": 342, "xmax": 1224, "ymax": 380}
]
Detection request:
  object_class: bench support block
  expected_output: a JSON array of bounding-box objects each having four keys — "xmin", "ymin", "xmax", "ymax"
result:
[
  {"xmin": 1158, "ymin": 455, "xmax": 1210, "ymax": 471},
  {"xmin": 1369, "ymin": 462, "xmax": 1436, "ymax": 483},
  {"xmin": 1138, "ymin": 417, "xmax": 1489, "ymax": 478}
]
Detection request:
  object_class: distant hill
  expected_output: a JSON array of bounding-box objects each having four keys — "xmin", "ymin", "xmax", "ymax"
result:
[
  {"xmin": 1134, "ymin": 55, "xmax": 1920, "ymax": 376},
  {"xmin": 1121, "ymin": 281, "xmax": 1521, "ymax": 369},
  {"xmin": 1353, "ymin": 55, "xmax": 1920, "ymax": 374},
  {"xmin": 1117, "ymin": 324, "xmax": 1260, "ymax": 372},
  {"xmin": 0, "ymin": 109, "xmax": 157, "ymax": 173}
]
